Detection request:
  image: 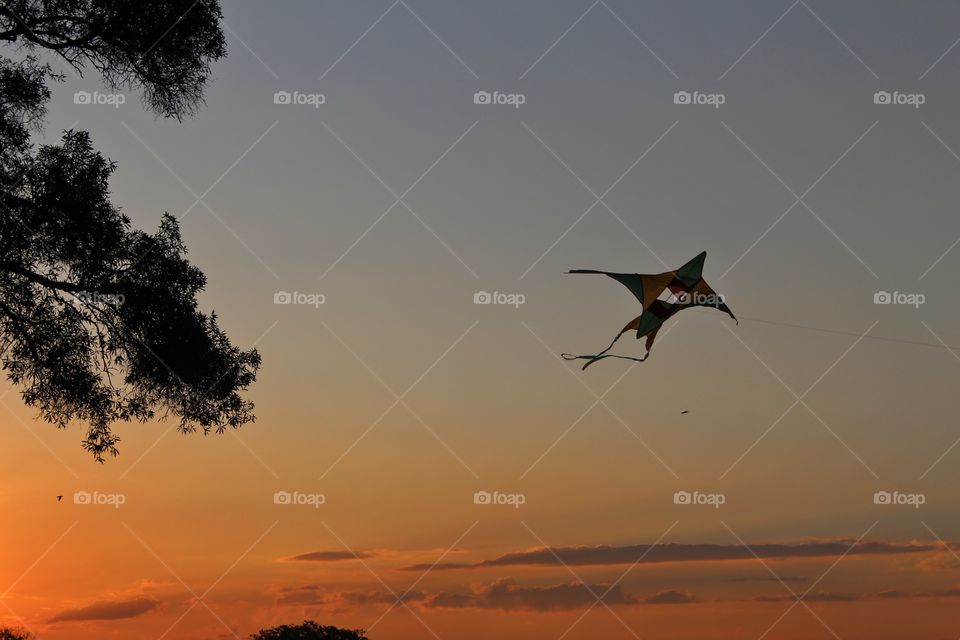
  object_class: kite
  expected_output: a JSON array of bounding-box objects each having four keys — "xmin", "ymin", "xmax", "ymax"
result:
[{"xmin": 562, "ymin": 251, "xmax": 736, "ymax": 369}]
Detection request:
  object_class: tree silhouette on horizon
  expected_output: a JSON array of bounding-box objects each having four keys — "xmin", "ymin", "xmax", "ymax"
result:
[
  {"xmin": 0, "ymin": 1, "xmax": 261, "ymax": 460},
  {"xmin": 250, "ymin": 620, "xmax": 368, "ymax": 640},
  {"xmin": 1, "ymin": 619, "xmax": 367, "ymax": 639}
]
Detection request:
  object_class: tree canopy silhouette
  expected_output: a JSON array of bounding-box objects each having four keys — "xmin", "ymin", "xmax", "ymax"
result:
[
  {"xmin": 0, "ymin": 627, "xmax": 32, "ymax": 640},
  {"xmin": 0, "ymin": 1, "xmax": 226, "ymax": 117},
  {"xmin": 250, "ymin": 621, "xmax": 368, "ymax": 640},
  {"xmin": 0, "ymin": 1, "xmax": 261, "ymax": 460}
]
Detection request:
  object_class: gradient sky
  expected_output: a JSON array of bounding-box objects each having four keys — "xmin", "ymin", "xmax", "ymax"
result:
[{"xmin": 4, "ymin": 1, "xmax": 960, "ymax": 638}]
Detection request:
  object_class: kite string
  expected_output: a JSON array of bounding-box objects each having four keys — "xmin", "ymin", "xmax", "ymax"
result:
[{"xmin": 737, "ymin": 315, "xmax": 960, "ymax": 350}]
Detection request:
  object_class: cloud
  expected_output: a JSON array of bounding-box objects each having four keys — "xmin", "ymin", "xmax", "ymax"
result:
[
  {"xmin": 131, "ymin": 578, "xmax": 176, "ymax": 592},
  {"xmin": 275, "ymin": 585, "xmax": 326, "ymax": 606},
  {"xmin": 876, "ymin": 588, "xmax": 960, "ymax": 600},
  {"xmin": 284, "ymin": 550, "xmax": 375, "ymax": 562},
  {"xmin": 341, "ymin": 590, "xmax": 426, "ymax": 606},
  {"xmin": 752, "ymin": 588, "xmax": 960, "ymax": 603},
  {"xmin": 277, "ymin": 579, "xmax": 692, "ymax": 613},
  {"xmin": 405, "ymin": 541, "xmax": 939, "ymax": 571},
  {"xmin": 277, "ymin": 578, "xmax": 960, "ymax": 613},
  {"xmin": 642, "ymin": 590, "xmax": 696, "ymax": 604},
  {"xmin": 917, "ymin": 553, "xmax": 960, "ymax": 572},
  {"xmin": 49, "ymin": 597, "xmax": 160, "ymax": 622},
  {"xmin": 275, "ymin": 585, "xmax": 423, "ymax": 607},
  {"xmin": 424, "ymin": 592, "xmax": 476, "ymax": 608},
  {"xmin": 726, "ymin": 576, "xmax": 811, "ymax": 583},
  {"xmin": 422, "ymin": 578, "xmax": 638, "ymax": 612},
  {"xmin": 752, "ymin": 593, "xmax": 858, "ymax": 603}
]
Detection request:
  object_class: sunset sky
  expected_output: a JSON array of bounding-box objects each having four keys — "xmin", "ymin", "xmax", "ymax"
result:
[{"xmin": 4, "ymin": 1, "xmax": 960, "ymax": 638}]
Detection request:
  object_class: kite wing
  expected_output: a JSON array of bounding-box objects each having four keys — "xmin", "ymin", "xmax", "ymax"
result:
[
  {"xmin": 665, "ymin": 252, "xmax": 737, "ymax": 322},
  {"xmin": 566, "ymin": 270, "xmax": 674, "ymax": 311},
  {"xmin": 684, "ymin": 278, "xmax": 737, "ymax": 324},
  {"xmin": 672, "ymin": 251, "xmax": 706, "ymax": 287},
  {"xmin": 563, "ymin": 251, "xmax": 735, "ymax": 369}
]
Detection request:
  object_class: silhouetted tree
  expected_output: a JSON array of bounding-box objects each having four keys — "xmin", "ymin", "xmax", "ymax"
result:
[
  {"xmin": 0, "ymin": 1, "xmax": 226, "ymax": 117},
  {"xmin": 250, "ymin": 621, "xmax": 368, "ymax": 640},
  {"xmin": 0, "ymin": 1, "xmax": 261, "ymax": 460},
  {"xmin": 0, "ymin": 626, "xmax": 33, "ymax": 640}
]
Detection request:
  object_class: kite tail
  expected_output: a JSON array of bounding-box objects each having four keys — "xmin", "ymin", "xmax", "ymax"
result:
[
  {"xmin": 561, "ymin": 331, "xmax": 647, "ymax": 370},
  {"xmin": 561, "ymin": 352, "xmax": 649, "ymax": 370}
]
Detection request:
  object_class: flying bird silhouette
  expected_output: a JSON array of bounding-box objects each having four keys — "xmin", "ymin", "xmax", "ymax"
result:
[{"xmin": 562, "ymin": 252, "xmax": 736, "ymax": 369}]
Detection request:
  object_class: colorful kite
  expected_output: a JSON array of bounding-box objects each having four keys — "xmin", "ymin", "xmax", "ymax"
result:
[{"xmin": 562, "ymin": 252, "xmax": 736, "ymax": 369}]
